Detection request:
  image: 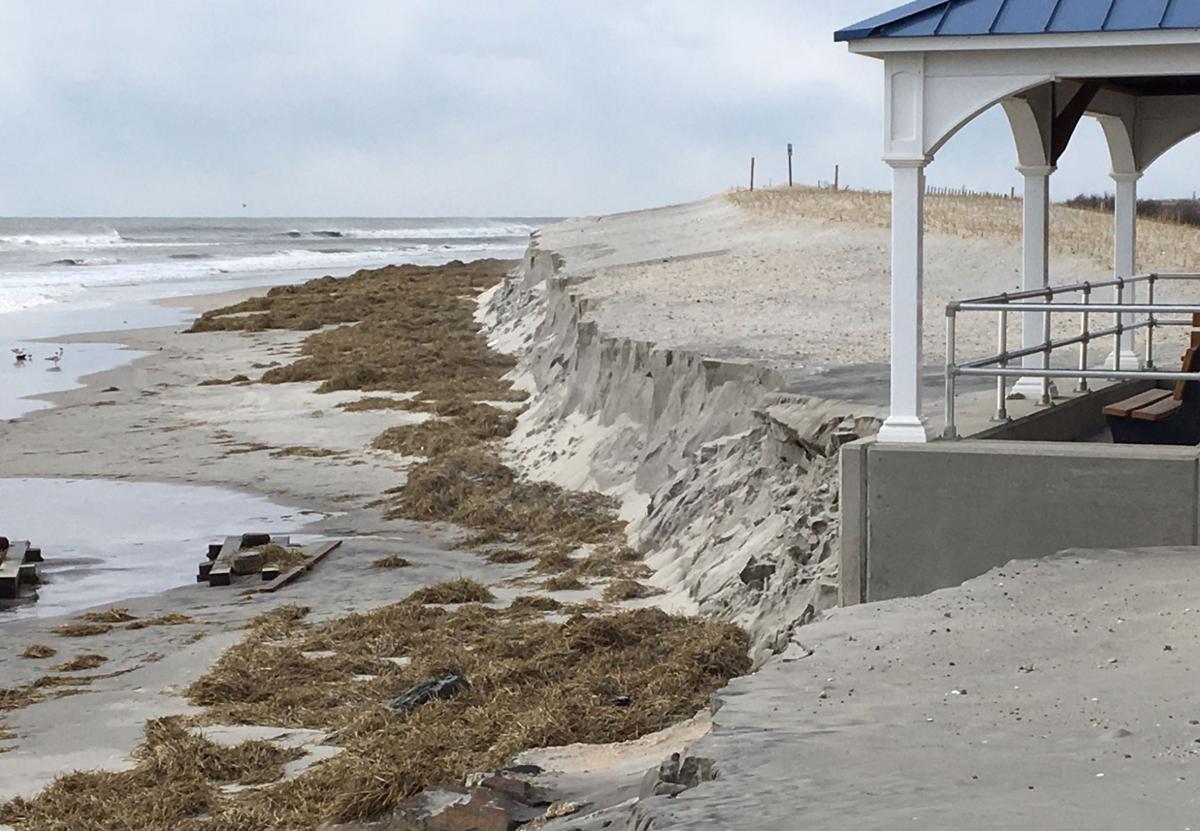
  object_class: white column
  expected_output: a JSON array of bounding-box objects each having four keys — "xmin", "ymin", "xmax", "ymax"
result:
[
  {"xmin": 1009, "ymin": 165, "xmax": 1057, "ymax": 402},
  {"xmin": 879, "ymin": 159, "xmax": 931, "ymax": 444},
  {"xmin": 1105, "ymin": 172, "xmax": 1142, "ymax": 370}
]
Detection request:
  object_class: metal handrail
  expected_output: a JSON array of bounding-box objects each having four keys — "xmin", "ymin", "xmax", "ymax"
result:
[
  {"xmin": 962, "ymin": 274, "xmax": 1155, "ymax": 305},
  {"xmin": 944, "ymin": 272, "xmax": 1200, "ymax": 439}
]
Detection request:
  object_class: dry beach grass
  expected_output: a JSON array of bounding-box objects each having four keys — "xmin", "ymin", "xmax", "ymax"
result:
[
  {"xmin": 732, "ymin": 185, "xmax": 1200, "ymax": 273},
  {"xmin": 1, "ymin": 602, "xmax": 748, "ymax": 830},
  {"xmin": 0, "ymin": 259, "xmax": 750, "ymax": 829}
]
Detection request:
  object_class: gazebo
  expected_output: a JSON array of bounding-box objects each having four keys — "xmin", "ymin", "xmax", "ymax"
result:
[{"xmin": 837, "ymin": 0, "xmax": 1200, "ymax": 443}]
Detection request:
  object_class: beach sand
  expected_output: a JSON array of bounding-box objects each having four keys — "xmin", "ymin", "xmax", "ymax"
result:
[
  {"xmin": 631, "ymin": 548, "xmax": 1200, "ymax": 830},
  {"xmin": 8, "ymin": 187, "xmax": 1200, "ymax": 828},
  {"xmin": 0, "ymin": 285, "xmax": 523, "ymax": 801}
]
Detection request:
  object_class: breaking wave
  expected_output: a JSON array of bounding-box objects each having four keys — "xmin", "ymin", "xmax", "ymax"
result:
[{"xmin": 0, "ymin": 230, "xmax": 124, "ymax": 248}]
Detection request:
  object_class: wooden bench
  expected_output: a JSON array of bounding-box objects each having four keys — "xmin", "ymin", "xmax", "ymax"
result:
[{"xmin": 1106, "ymin": 345, "xmax": 1200, "ymax": 445}]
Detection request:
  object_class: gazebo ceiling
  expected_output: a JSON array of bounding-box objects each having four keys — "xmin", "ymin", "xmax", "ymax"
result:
[{"xmin": 837, "ymin": 0, "xmax": 1200, "ymax": 43}]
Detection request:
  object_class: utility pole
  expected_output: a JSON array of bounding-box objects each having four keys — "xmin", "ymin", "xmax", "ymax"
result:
[
  {"xmin": 750, "ymin": 157, "xmax": 756, "ymax": 191},
  {"xmin": 787, "ymin": 144, "xmax": 793, "ymax": 187},
  {"xmin": 833, "ymin": 164, "xmax": 840, "ymax": 192}
]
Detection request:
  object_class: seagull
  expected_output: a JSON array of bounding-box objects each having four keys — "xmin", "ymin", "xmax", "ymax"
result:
[
  {"xmin": 45, "ymin": 348, "xmax": 63, "ymax": 368},
  {"xmin": 11, "ymin": 347, "xmax": 29, "ymax": 364}
]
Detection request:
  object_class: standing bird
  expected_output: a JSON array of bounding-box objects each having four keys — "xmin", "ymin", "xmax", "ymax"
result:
[
  {"xmin": 11, "ymin": 347, "xmax": 29, "ymax": 364},
  {"xmin": 46, "ymin": 347, "xmax": 63, "ymax": 369}
]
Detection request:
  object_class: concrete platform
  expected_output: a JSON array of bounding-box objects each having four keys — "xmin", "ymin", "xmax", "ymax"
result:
[
  {"xmin": 841, "ymin": 436, "xmax": 1200, "ymax": 604},
  {"xmin": 840, "ymin": 378, "xmax": 1196, "ymax": 605},
  {"xmin": 631, "ymin": 548, "xmax": 1200, "ymax": 830}
]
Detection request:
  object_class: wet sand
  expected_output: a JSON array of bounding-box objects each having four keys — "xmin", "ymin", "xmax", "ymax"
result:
[{"xmin": 0, "ymin": 478, "xmax": 307, "ymax": 619}]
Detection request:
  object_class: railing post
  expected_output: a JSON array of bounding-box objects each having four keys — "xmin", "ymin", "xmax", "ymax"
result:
[
  {"xmin": 995, "ymin": 303, "xmax": 1009, "ymax": 422},
  {"xmin": 1113, "ymin": 278, "xmax": 1124, "ymax": 374},
  {"xmin": 1146, "ymin": 274, "xmax": 1157, "ymax": 370},
  {"xmin": 1077, "ymin": 283, "xmax": 1090, "ymax": 393},
  {"xmin": 945, "ymin": 306, "xmax": 958, "ymax": 439},
  {"xmin": 1040, "ymin": 288, "xmax": 1053, "ymax": 406}
]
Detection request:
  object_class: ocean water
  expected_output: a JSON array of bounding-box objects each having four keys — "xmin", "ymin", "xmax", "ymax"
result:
[
  {"xmin": 0, "ymin": 217, "xmax": 546, "ymax": 419},
  {"xmin": 0, "ymin": 216, "xmax": 544, "ymax": 316}
]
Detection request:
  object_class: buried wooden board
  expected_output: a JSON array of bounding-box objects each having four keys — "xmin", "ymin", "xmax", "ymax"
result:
[{"xmin": 256, "ymin": 540, "xmax": 343, "ymax": 594}]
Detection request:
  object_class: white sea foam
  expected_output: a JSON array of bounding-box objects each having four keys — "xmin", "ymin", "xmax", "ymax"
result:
[
  {"xmin": 0, "ymin": 216, "xmax": 540, "ymax": 321},
  {"xmin": 0, "ymin": 241, "xmax": 523, "ymax": 316},
  {"xmin": 306, "ymin": 223, "xmax": 536, "ymax": 240},
  {"xmin": 0, "ymin": 286, "xmax": 67, "ymax": 315},
  {"xmin": 0, "ymin": 229, "xmax": 124, "ymax": 248}
]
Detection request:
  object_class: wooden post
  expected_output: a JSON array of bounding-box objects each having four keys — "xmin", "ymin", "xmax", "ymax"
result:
[
  {"xmin": 833, "ymin": 164, "xmax": 840, "ymax": 192},
  {"xmin": 787, "ymin": 144, "xmax": 793, "ymax": 187},
  {"xmin": 750, "ymin": 157, "xmax": 755, "ymax": 191}
]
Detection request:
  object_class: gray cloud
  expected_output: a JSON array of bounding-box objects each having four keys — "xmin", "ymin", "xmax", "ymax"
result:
[{"xmin": 0, "ymin": 1, "xmax": 1196, "ymax": 216}]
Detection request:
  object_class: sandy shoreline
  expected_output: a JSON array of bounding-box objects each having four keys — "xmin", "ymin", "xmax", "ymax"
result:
[
  {"xmin": 0, "ymin": 281, "xmax": 528, "ymax": 800},
  {"xmin": 0, "ymin": 261, "xmax": 723, "ymax": 830}
]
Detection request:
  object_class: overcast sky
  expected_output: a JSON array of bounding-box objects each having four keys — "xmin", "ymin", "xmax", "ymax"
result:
[{"xmin": 2, "ymin": 1, "xmax": 1198, "ymax": 218}]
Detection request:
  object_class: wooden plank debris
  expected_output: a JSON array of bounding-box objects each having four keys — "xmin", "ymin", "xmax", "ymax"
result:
[
  {"xmin": 201, "ymin": 534, "xmax": 334, "ymax": 591},
  {"xmin": 0, "ymin": 558, "xmax": 20, "ymax": 599},
  {"xmin": 207, "ymin": 562, "xmax": 232, "ymax": 587},
  {"xmin": 0, "ymin": 541, "xmax": 37, "ymax": 600},
  {"xmin": 258, "ymin": 540, "xmax": 342, "ymax": 594}
]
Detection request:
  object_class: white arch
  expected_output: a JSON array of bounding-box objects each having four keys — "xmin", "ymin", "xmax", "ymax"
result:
[
  {"xmin": 924, "ymin": 75, "xmax": 1054, "ymax": 158},
  {"xmin": 882, "ymin": 54, "xmax": 1053, "ymax": 163}
]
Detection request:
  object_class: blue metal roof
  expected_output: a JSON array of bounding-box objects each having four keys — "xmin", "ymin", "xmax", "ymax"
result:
[{"xmin": 836, "ymin": 0, "xmax": 1200, "ymax": 42}]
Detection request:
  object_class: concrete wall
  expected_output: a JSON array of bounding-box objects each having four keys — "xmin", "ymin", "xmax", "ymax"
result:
[{"xmin": 841, "ymin": 438, "xmax": 1200, "ymax": 604}]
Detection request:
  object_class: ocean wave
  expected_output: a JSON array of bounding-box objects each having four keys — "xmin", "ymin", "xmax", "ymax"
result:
[
  {"xmin": 0, "ymin": 238, "xmax": 528, "ymax": 318},
  {"xmin": 0, "ymin": 230, "xmax": 124, "ymax": 248},
  {"xmin": 282, "ymin": 224, "xmax": 535, "ymax": 241},
  {"xmin": 45, "ymin": 257, "xmax": 122, "ymax": 267}
]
